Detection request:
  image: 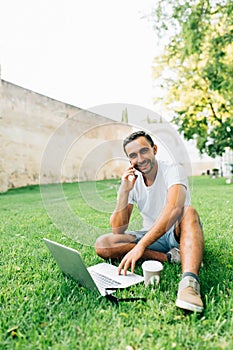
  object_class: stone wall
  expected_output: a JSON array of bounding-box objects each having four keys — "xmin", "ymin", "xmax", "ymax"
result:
[{"xmin": 0, "ymin": 79, "xmax": 132, "ymax": 192}]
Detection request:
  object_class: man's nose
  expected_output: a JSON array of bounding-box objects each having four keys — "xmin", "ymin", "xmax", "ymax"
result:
[{"xmin": 137, "ymin": 152, "xmax": 144, "ymax": 163}]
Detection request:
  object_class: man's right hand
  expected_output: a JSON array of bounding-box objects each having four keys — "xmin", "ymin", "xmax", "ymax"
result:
[{"xmin": 121, "ymin": 166, "xmax": 138, "ymax": 191}]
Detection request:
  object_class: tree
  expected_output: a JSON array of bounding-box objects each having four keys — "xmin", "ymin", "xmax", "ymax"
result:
[
  {"xmin": 152, "ymin": 0, "xmax": 233, "ymax": 157},
  {"xmin": 121, "ymin": 107, "xmax": 128, "ymax": 123}
]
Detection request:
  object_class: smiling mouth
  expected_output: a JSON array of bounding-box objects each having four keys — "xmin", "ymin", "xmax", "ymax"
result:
[
  {"xmin": 137, "ymin": 161, "xmax": 149, "ymax": 170},
  {"xmin": 138, "ymin": 161, "xmax": 148, "ymax": 167}
]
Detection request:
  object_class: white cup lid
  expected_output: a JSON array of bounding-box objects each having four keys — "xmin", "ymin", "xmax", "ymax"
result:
[{"xmin": 142, "ymin": 260, "xmax": 163, "ymax": 272}]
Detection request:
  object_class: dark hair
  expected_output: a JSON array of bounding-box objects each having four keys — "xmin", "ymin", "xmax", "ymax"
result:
[{"xmin": 123, "ymin": 130, "xmax": 154, "ymax": 152}]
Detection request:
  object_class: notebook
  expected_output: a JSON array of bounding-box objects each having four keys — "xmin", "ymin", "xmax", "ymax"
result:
[{"xmin": 43, "ymin": 238, "xmax": 144, "ymax": 296}]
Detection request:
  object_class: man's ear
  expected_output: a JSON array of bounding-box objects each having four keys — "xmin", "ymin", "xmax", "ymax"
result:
[{"xmin": 153, "ymin": 145, "xmax": 157, "ymax": 155}]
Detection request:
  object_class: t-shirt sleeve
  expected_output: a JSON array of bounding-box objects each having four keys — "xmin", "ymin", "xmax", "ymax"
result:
[
  {"xmin": 128, "ymin": 189, "xmax": 135, "ymax": 205},
  {"xmin": 165, "ymin": 163, "xmax": 189, "ymax": 189}
]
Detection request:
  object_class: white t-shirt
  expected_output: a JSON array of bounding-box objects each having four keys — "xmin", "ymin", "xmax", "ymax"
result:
[{"xmin": 128, "ymin": 161, "xmax": 191, "ymax": 230}]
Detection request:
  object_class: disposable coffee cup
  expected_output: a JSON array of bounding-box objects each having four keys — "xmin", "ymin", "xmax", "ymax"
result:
[{"xmin": 142, "ymin": 260, "xmax": 163, "ymax": 286}]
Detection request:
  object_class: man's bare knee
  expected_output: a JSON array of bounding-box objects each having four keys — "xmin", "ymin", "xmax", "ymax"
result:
[
  {"xmin": 95, "ymin": 233, "xmax": 136, "ymax": 259},
  {"xmin": 95, "ymin": 233, "xmax": 117, "ymax": 251},
  {"xmin": 95, "ymin": 246, "xmax": 111, "ymax": 259},
  {"xmin": 182, "ymin": 206, "xmax": 201, "ymax": 225},
  {"xmin": 95, "ymin": 234, "xmax": 113, "ymax": 259}
]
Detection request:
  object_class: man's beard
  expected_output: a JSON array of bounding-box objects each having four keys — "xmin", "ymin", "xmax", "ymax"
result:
[{"xmin": 137, "ymin": 158, "xmax": 156, "ymax": 174}]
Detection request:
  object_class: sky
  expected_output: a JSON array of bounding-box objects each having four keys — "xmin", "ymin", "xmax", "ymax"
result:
[
  {"xmin": 0, "ymin": 0, "xmax": 216, "ymax": 165},
  {"xmin": 0, "ymin": 0, "xmax": 159, "ymax": 112}
]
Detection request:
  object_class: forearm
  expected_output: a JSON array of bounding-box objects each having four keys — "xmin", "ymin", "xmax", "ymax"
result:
[
  {"xmin": 110, "ymin": 186, "xmax": 131, "ymax": 234},
  {"xmin": 138, "ymin": 205, "xmax": 183, "ymax": 249}
]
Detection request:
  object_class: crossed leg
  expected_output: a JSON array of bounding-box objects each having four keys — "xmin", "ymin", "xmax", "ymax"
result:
[
  {"xmin": 95, "ymin": 232, "xmax": 167, "ymax": 262},
  {"xmin": 95, "ymin": 206, "xmax": 204, "ymax": 270}
]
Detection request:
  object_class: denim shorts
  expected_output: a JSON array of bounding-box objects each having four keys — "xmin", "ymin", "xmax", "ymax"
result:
[{"xmin": 128, "ymin": 225, "xmax": 180, "ymax": 253}]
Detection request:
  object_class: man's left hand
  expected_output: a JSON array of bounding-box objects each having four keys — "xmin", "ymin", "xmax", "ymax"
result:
[{"xmin": 118, "ymin": 244, "xmax": 145, "ymax": 275}]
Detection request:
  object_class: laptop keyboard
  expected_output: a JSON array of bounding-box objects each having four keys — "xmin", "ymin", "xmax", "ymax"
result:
[{"xmin": 90, "ymin": 270, "xmax": 121, "ymax": 289}]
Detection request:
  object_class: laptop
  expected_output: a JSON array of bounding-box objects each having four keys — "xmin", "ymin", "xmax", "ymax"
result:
[{"xmin": 43, "ymin": 238, "xmax": 144, "ymax": 296}]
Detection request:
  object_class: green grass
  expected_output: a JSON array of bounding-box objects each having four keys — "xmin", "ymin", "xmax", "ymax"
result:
[{"xmin": 0, "ymin": 177, "xmax": 233, "ymax": 350}]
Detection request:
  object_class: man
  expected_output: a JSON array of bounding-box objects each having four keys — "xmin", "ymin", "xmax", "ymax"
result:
[{"xmin": 95, "ymin": 130, "xmax": 204, "ymax": 312}]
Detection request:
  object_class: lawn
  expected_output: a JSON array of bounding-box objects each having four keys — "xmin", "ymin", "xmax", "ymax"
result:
[{"xmin": 0, "ymin": 177, "xmax": 233, "ymax": 350}]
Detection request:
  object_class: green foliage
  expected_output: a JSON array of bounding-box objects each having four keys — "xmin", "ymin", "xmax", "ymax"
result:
[
  {"xmin": 0, "ymin": 179, "xmax": 233, "ymax": 349},
  {"xmin": 152, "ymin": 0, "xmax": 233, "ymax": 157},
  {"xmin": 121, "ymin": 107, "xmax": 129, "ymax": 123}
]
